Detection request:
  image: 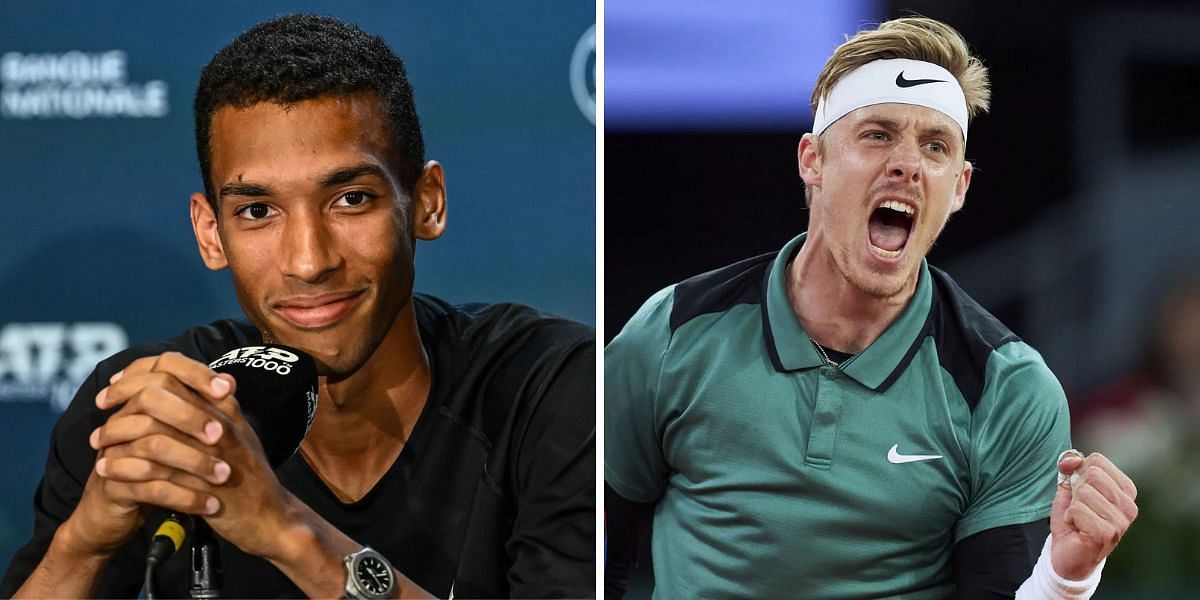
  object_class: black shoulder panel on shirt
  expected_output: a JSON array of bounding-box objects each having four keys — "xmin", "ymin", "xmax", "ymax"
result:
[
  {"xmin": 926, "ymin": 266, "xmax": 1021, "ymax": 412},
  {"xmin": 669, "ymin": 252, "xmax": 775, "ymax": 333}
]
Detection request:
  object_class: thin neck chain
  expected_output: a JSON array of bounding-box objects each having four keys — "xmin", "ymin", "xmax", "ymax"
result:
[{"xmin": 809, "ymin": 337, "xmax": 838, "ymax": 367}]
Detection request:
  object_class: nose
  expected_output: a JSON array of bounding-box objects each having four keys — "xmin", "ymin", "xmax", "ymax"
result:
[
  {"xmin": 280, "ymin": 208, "xmax": 342, "ymax": 283},
  {"xmin": 886, "ymin": 139, "xmax": 922, "ymax": 184}
]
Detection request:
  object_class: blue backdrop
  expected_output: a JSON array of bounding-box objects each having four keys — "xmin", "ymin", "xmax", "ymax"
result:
[{"xmin": 0, "ymin": 1, "xmax": 595, "ymax": 571}]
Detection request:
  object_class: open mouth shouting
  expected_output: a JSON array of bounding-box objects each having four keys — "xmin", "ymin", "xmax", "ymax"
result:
[{"xmin": 867, "ymin": 198, "xmax": 917, "ymax": 259}]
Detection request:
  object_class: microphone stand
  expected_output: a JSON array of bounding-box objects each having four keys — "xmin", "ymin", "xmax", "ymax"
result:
[{"xmin": 189, "ymin": 516, "xmax": 223, "ymax": 598}]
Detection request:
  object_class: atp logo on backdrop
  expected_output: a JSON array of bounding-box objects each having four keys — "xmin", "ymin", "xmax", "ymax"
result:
[
  {"xmin": 0, "ymin": 50, "xmax": 168, "ymax": 119},
  {"xmin": 0, "ymin": 322, "xmax": 128, "ymax": 412}
]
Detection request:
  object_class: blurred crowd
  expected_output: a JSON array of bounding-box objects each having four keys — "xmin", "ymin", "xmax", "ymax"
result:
[{"xmin": 1073, "ymin": 272, "xmax": 1200, "ymax": 592}]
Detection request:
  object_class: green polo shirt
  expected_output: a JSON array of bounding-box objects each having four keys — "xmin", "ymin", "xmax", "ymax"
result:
[{"xmin": 605, "ymin": 233, "xmax": 1071, "ymax": 599}]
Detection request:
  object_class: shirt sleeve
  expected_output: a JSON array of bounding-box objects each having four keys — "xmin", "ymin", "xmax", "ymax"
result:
[
  {"xmin": 956, "ymin": 341, "xmax": 1072, "ymax": 541},
  {"xmin": 506, "ymin": 341, "xmax": 596, "ymax": 598},
  {"xmin": 604, "ymin": 286, "xmax": 675, "ymax": 504},
  {"xmin": 0, "ymin": 365, "xmax": 147, "ymax": 598},
  {"xmin": 953, "ymin": 518, "xmax": 1049, "ymax": 597}
]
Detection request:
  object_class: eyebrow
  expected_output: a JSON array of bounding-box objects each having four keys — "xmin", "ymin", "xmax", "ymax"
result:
[
  {"xmin": 217, "ymin": 163, "xmax": 388, "ymax": 200},
  {"xmin": 920, "ymin": 124, "xmax": 957, "ymax": 140},
  {"xmin": 318, "ymin": 163, "xmax": 388, "ymax": 188},
  {"xmin": 858, "ymin": 116, "xmax": 960, "ymax": 143},
  {"xmin": 219, "ymin": 181, "xmax": 272, "ymax": 199},
  {"xmin": 859, "ymin": 116, "xmax": 903, "ymax": 132}
]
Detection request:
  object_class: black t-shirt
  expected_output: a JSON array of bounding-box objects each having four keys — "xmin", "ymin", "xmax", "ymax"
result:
[{"xmin": 0, "ymin": 294, "xmax": 596, "ymax": 599}]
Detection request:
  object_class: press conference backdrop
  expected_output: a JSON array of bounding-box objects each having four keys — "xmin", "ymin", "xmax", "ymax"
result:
[{"xmin": 0, "ymin": 1, "xmax": 595, "ymax": 571}]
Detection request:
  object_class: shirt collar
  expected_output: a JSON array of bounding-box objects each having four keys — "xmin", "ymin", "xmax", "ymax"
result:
[{"xmin": 761, "ymin": 232, "xmax": 932, "ymax": 391}]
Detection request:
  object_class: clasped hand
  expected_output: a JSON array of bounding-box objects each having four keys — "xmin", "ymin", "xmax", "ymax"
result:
[{"xmin": 72, "ymin": 351, "xmax": 295, "ymax": 561}]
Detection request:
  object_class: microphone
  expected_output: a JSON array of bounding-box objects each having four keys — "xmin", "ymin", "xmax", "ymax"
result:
[
  {"xmin": 147, "ymin": 514, "xmax": 186, "ymax": 566},
  {"xmin": 207, "ymin": 344, "xmax": 319, "ymax": 467},
  {"xmin": 196, "ymin": 344, "xmax": 319, "ymax": 598},
  {"xmin": 142, "ymin": 344, "xmax": 318, "ymax": 599},
  {"xmin": 144, "ymin": 514, "xmax": 186, "ymax": 600}
]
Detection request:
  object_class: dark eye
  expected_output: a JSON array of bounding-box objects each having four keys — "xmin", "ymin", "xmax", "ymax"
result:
[
  {"xmin": 927, "ymin": 141, "xmax": 947, "ymax": 153},
  {"xmin": 236, "ymin": 203, "xmax": 274, "ymax": 220},
  {"xmin": 337, "ymin": 191, "xmax": 370, "ymax": 207},
  {"xmin": 865, "ymin": 131, "xmax": 889, "ymax": 141}
]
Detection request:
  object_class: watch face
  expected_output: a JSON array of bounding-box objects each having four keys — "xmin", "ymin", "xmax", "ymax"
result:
[{"xmin": 355, "ymin": 555, "xmax": 394, "ymax": 596}]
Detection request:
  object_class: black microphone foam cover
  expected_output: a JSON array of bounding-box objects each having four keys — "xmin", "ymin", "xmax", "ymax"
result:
[{"xmin": 208, "ymin": 344, "xmax": 318, "ymax": 468}]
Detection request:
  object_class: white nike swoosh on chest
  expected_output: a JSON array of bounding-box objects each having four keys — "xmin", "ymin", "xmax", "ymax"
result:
[{"xmin": 887, "ymin": 444, "xmax": 943, "ymax": 464}]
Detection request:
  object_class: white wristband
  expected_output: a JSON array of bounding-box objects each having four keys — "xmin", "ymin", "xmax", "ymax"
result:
[{"xmin": 1014, "ymin": 534, "xmax": 1105, "ymax": 600}]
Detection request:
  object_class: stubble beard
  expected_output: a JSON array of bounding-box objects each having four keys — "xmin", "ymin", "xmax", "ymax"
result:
[{"xmin": 834, "ymin": 240, "xmax": 916, "ymax": 301}]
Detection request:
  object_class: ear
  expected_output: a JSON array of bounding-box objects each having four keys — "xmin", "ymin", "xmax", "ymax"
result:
[
  {"xmin": 190, "ymin": 192, "xmax": 229, "ymax": 270},
  {"xmin": 797, "ymin": 133, "xmax": 823, "ymax": 189},
  {"xmin": 412, "ymin": 160, "xmax": 447, "ymax": 241},
  {"xmin": 951, "ymin": 160, "xmax": 972, "ymax": 213}
]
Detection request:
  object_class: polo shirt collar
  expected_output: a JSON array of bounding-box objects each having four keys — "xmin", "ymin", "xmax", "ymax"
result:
[{"xmin": 761, "ymin": 232, "xmax": 932, "ymax": 391}]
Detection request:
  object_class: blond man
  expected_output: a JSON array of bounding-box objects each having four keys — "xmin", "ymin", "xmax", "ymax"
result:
[{"xmin": 605, "ymin": 17, "xmax": 1137, "ymax": 598}]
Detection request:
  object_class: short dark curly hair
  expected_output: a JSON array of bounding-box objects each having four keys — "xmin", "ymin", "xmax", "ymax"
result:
[{"xmin": 194, "ymin": 14, "xmax": 424, "ymax": 212}]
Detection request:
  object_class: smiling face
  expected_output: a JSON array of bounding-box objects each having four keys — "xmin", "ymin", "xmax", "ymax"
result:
[
  {"xmin": 190, "ymin": 92, "xmax": 445, "ymax": 375},
  {"xmin": 798, "ymin": 102, "xmax": 972, "ymax": 299}
]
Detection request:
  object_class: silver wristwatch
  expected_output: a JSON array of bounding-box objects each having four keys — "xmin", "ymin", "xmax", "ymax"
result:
[{"xmin": 343, "ymin": 547, "xmax": 396, "ymax": 599}]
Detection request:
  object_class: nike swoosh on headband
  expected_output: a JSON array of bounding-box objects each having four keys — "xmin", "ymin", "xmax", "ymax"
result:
[
  {"xmin": 895, "ymin": 71, "xmax": 946, "ymax": 88},
  {"xmin": 811, "ymin": 58, "xmax": 969, "ymax": 140}
]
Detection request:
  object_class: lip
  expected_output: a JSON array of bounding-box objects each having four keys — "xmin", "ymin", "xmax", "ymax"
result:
[
  {"xmin": 866, "ymin": 194, "xmax": 920, "ymax": 263},
  {"xmin": 272, "ymin": 290, "xmax": 364, "ymax": 329}
]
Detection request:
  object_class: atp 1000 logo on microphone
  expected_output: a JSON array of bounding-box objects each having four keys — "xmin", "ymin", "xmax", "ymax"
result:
[{"xmin": 209, "ymin": 346, "xmax": 299, "ymax": 375}]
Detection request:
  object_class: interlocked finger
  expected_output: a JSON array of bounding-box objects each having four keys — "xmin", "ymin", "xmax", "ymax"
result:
[
  {"xmin": 102, "ymin": 352, "xmax": 235, "ymax": 409},
  {"xmin": 102, "ymin": 478, "xmax": 220, "ymax": 516},
  {"xmin": 95, "ymin": 432, "xmax": 230, "ymax": 485},
  {"xmin": 94, "ymin": 386, "xmax": 224, "ymax": 448},
  {"xmin": 97, "ymin": 454, "xmax": 227, "ymax": 488},
  {"xmin": 207, "ymin": 390, "xmax": 244, "ymax": 422}
]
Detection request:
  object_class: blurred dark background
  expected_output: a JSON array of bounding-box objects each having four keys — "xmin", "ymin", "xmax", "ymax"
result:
[{"xmin": 606, "ymin": 0, "xmax": 1200, "ymax": 597}]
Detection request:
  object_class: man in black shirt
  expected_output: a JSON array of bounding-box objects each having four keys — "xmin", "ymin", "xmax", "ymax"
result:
[{"xmin": 1, "ymin": 14, "xmax": 594, "ymax": 599}]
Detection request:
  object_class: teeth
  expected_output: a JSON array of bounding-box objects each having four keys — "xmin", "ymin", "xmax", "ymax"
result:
[
  {"xmin": 870, "ymin": 244, "xmax": 902, "ymax": 258},
  {"xmin": 880, "ymin": 200, "xmax": 914, "ymax": 215}
]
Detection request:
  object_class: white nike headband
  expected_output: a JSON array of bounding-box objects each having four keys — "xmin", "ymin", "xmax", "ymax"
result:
[{"xmin": 811, "ymin": 58, "xmax": 969, "ymax": 141}]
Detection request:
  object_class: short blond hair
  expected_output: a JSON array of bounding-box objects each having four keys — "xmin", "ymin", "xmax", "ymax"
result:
[
  {"xmin": 804, "ymin": 17, "xmax": 988, "ymax": 204},
  {"xmin": 813, "ymin": 17, "xmax": 990, "ymax": 124}
]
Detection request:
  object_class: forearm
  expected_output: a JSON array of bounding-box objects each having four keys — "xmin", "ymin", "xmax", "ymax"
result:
[
  {"xmin": 268, "ymin": 496, "xmax": 433, "ymax": 599},
  {"xmin": 1014, "ymin": 535, "xmax": 1104, "ymax": 600},
  {"xmin": 604, "ymin": 483, "xmax": 655, "ymax": 599},
  {"xmin": 13, "ymin": 521, "xmax": 112, "ymax": 599},
  {"xmin": 953, "ymin": 519, "xmax": 1047, "ymax": 597}
]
